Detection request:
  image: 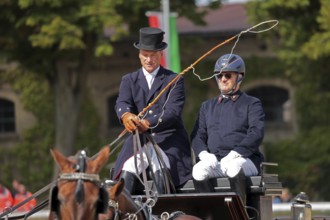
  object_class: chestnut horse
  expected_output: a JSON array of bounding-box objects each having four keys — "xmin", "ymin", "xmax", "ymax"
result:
[
  {"xmin": 49, "ymin": 147, "xmax": 110, "ymax": 220},
  {"xmin": 103, "ymin": 179, "xmax": 202, "ymax": 220},
  {"xmin": 48, "ymin": 146, "xmax": 200, "ymax": 220}
]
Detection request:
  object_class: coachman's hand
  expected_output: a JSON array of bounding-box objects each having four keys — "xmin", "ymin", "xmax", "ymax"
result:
[
  {"xmin": 121, "ymin": 112, "xmax": 141, "ymax": 133},
  {"xmin": 137, "ymin": 119, "xmax": 150, "ymax": 134}
]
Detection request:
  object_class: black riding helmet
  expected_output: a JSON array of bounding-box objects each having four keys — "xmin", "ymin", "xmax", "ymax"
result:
[{"xmin": 214, "ymin": 54, "xmax": 245, "ymax": 95}]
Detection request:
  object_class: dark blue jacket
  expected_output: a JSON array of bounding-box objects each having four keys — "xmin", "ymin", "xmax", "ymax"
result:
[
  {"xmin": 113, "ymin": 66, "xmax": 192, "ymax": 187},
  {"xmin": 191, "ymin": 91, "xmax": 265, "ymax": 172}
]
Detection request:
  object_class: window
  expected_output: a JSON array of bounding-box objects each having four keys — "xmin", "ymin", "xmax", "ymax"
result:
[
  {"xmin": 247, "ymin": 86, "xmax": 289, "ymax": 123},
  {"xmin": 0, "ymin": 98, "xmax": 16, "ymax": 132},
  {"xmin": 107, "ymin": 95, "xmax": 121, "ymax": 129}
]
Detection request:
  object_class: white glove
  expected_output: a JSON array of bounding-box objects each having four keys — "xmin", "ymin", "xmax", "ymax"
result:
[
  {"xmin": 198, "ymin": 151, "xmax": 218, "ymax": 168},
  {"xmin": 220, "ymin": 150, "xmax": 242, "ymax": 175},
  {"xmin": 220, "ymin": 150, "xmax": 242, "ymax": 166}
]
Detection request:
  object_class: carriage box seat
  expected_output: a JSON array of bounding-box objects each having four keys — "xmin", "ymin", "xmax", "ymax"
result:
[
  {"xmin": 177, "ymin": 172, "xmax": 282, "ymax": 195},
  {"xmin": 143, "ymin": 162, "xmax": 282, "ymax": 220},
  {"xmin": 142, "ymin": 162, "xmax": 282, "ymax": 196}
]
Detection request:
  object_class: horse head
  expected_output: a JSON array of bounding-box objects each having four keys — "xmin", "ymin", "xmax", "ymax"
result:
[
  {"xmin": 49, "ymin": 147, "xmax": 110, "ymax": 220},
  {"xmin": 102, "ymin": 178, "xmax": 146, "ymax": 220}
]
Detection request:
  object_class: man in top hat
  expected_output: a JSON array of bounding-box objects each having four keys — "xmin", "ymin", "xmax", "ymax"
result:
[{"xmin": 112, "ymin": 27, "xmax": 192, "ymax": 194}]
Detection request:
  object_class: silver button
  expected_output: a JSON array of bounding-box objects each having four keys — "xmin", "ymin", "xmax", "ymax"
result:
[
  {"xmin": 151, "ymin": 133, "xmax": 156, "ymax": 136},
  {"xmin": 118, "ymin": 108, "xmax": 122, "ymax": 112},
  {"xmin": 158, "ymin": 118, "xmax": 162, "ymax": 123},
  {"xmin": 148, "ymin": 110, "xmax": 153, "ymax": 115}
]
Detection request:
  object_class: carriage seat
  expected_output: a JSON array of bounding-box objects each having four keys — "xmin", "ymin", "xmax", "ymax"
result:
[
  {"xmin": 177, "ymin": 162, "xmax": 282, "ymax": 196},
  {"xmin": 141, "ymin": 162, "xmax": 282, "ymax": 220},
  {"xmin": 141, "ymin": 162, "xmax": 282, "ymax": 196}
]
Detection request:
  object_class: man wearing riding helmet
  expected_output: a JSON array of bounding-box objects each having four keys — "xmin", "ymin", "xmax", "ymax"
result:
[{"xmin": 191, "ymin": 54, "xmax": 265, "ymax": 205}]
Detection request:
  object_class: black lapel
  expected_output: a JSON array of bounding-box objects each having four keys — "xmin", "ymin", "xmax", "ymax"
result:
[
  {"xmin": 137, "ymin": 69, "xmax": 150, "ymax": 96},
  {"xmin": 147, "ymin": 67, "xmax": 165, "ymax": 102}
]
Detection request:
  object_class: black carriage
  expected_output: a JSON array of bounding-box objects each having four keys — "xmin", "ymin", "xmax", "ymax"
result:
[
  {"xmin": 0, "ymin": 159, "xmax": 282, "ymax": 220},
  {"xmin": 132, "ymin": 162, "xmax": 282, "ymax": 220}
]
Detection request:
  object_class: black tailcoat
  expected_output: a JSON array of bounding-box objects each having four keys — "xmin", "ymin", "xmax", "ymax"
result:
[{"xmin": 113, "ymin": 66, "xmax": 192, "ymax": 187}]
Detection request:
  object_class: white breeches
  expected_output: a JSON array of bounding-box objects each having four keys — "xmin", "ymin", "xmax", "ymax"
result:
[
  {"xmin": 122, "ymin": 142, "xmax": 170, "ymax": 174},
  {"xmin": 192, "ymin": 156, "xmax": 258, "ymax": 181}
]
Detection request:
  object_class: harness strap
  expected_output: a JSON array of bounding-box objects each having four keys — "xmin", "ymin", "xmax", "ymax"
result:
[
  {"xmin": 23, "ymin": 199, "xmax": 49, "ymax": 220},
  {"xmin": 92, "ymin": 130, "xmax": 127, "ymax": 161},
  {"xmin": 168, "ymin": 211, "xmax": 186, "ymax": 220},
  {"xmin": 132, "ymin": 131, "xmax": 151, "ymax": 199},
  {"xmin": 145, "ymin": 133, "xmax": 176, "ymax": 193},
  {"xmin": 131, "ymin": 131, "xmax": 175, "ymax": 196},
  {"xmin": 0, "ymin": 199, "xmax": 49, "ymax": 220}
]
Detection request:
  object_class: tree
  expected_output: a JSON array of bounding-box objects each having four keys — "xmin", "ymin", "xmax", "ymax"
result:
[
  {"xmin": 247, "ymin": 0, "xmax": 330, "ymax": 200},
  {"xmin": 0, "ymin": 0, "xmax": 221, "ymax": 188},
  {"xmin": 0, "ymin": 0, "xmax": 215, "ymax": 157}
]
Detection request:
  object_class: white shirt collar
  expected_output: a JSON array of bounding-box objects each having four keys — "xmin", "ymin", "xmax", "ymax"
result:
[
  {"xmin": 142, "ymin": 66, "xmax": 159, "ymax": 89},
  {"xmin": 142, "ymin": 66, "xmax": 159, "ymax": 78}
]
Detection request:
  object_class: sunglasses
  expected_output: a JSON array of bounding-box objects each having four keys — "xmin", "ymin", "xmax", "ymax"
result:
[{"xmin": 215, "ymin": 72, "xmax": 232, "ymax": 80}]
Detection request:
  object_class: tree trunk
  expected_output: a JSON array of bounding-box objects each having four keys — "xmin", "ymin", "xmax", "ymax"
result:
[
  {"xmin": 54, "ymin": 60, "xmax": 87, "ymax": 157},
  {"xmin": 52, "ymin": 35, "xmax": 94, "ymax": 179}
]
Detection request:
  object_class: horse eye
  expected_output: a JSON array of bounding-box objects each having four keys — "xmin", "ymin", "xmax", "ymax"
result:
[{"xmin": 72, "ymin": 164, "xmax": 80, "ymax": 171}]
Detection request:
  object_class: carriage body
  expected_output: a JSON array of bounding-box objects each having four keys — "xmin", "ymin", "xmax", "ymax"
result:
[
  {"xmin": 0, "ymin": 150, "xmax": 282, "ymax": 220},
  {"xmin": 132, "ymin": 162, "xmax": 282, "ymax": 220}
]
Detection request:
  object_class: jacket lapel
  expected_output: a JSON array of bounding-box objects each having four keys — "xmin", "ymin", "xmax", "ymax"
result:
[
  {"xmin": 137, "ymin": 69, "xmax": 149, "ymax": 96},
  {"xmin": 147, "ymin": 67, "xmax": 165, "ymax": 103}
]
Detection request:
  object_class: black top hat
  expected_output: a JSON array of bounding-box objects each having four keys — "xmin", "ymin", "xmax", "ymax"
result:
[{"xmin": 134, "ymin": 27, "xmax": 168, "ymax": 51}]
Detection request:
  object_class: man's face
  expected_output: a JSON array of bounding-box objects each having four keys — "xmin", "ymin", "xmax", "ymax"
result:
[
  {"xmin": 216, "ymin": 71, "xmax": 240, "ymax": 94},
  {"xmin": 139, "ymin": 49, "xmax": 162, "ymax": 73}
]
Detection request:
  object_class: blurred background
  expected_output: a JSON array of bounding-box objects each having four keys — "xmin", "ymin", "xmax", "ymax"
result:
[{"xmin": 0, "ymin": 0, "xmax": 329, "ymax": 208}]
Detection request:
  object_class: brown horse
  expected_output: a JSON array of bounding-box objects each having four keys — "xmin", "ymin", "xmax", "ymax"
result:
[
  {"xmin": 48, "ymin": 146, "xmax": 200, "ymax": 220},
  {"xmin": 102, "ymin": 179, "xmax": 202, "ymax": 220},
  {"xmin": 49, "ymin": 147, "xmax": 110, "ymax": 220}
]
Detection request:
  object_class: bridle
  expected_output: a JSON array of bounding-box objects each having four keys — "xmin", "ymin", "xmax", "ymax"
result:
[
  {"xmin": 107, "ymin": 196, "xmax": 156, "ymax": 220},
  {"xmin": 105, "ymin": 180, "xmax": 157, "ymax": 220},
  {"xmin": 50, "ymin": 150, "xmax": 108, "ymax": 219},
  {"xmin": 107, "ymin": 198, "xmax": 122, "ymax": 220},
  {"xmin": 105, "ymin": 180, "xmax": 139, "ymax": 220}
]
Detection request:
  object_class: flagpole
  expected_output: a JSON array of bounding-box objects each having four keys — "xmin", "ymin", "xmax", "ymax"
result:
[{"xmin": 162, "ymin": 0, "xmax": 170, "ymax": 69}]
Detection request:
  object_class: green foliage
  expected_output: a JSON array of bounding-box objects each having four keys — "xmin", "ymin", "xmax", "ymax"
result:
[
  {"xmin": 75, "ymin": 93, "xmax": 103, "ymax": 156},
  {"xmin": 247, "ymin": 0, "xmax": 330, "ymax": 200},
  {"xmin": 0, "ymin": 0, "xmax": 220, "ymax": 192},
  {"xmin": 0, "ymin": 69, "xmax": 55, "ymax": 192},
  {"xmin": 0, "ymin": 67, "xmax": 106, "ymax": 192},
  {"xmin": 29, "ymin": 16, "xmax": 85, "ymax": 49},
  {"xmin": 301, "ymin": 0, "xmax": 330, "ymax": 59},
  {"xmin": 264, "ymin": 127, "xmax": 330, "ymax": 200},
  {"xmin": 95, "ymin": 42, "xmax": 114, "ymax": 57},
  {"xmin": 0, "ymin": 0, "xmax": 126, "ymax": 64}
]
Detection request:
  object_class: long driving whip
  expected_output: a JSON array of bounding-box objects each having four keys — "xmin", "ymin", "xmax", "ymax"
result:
[{"xmin": 109, "ymin": 20, "xmax": 279, "ymax": 149}]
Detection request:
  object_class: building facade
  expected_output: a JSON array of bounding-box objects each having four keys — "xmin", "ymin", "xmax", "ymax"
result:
[{"xmin": 0, "ymin": 3, "xmax": 295, "ymax": 148}]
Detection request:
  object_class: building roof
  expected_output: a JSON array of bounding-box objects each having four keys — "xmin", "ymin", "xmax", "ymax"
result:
[{"xmin": 177, "ymin": 3, "xmax": 249, "ymax": 36}]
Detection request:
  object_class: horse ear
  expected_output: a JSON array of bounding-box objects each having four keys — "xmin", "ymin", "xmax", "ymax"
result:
[
  {"xmin": 110, "ymin": 179, "xmax": 125, "ymax": 198},
  {"xmin": 50, "ymin": 148, "xmax": 73, "ymax": 171},
  {"xmin": 118, "ymin": 179, "xmax": 125, "ymax": 193},
  {"xmin": 90, "ymin": 146, "xmax": 110, "ymax": 173}
]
